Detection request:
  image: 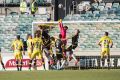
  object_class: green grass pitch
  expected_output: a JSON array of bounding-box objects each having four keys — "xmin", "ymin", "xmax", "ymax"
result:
[{"xmin": 0, "ymin": 70, "xmax": 120, "ymax": 80}]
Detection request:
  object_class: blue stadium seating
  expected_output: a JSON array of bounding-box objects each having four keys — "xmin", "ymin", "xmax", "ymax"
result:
[
  {"xmin": 0, "ymin": 14, "xmax": 49, "ymax": 52},
  {"xmin": 64, "ymin": 2, "xmax": 120, "ymax": 21}
]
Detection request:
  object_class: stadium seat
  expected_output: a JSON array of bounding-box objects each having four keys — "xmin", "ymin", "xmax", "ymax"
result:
[
  {"xmin": 105, "ymin": 3, "xmax": 112, "ymax": 8},
  {"xmin": 5, "ymin": 0, "xmax": 12, "ymax": 4},
  {"xmin": 86, "ymin": 11, "xmax": 93, "ymax": 17},
  {"xmin": 103, "ymin": 0, "xmax": 114, "ymax": 3},
  {"xmin": 91, "ymin": 3, "xmax": 98, "ymax": 9},
  {"xmin": 98, "ymin": 6, "xmax": 105, "ymax": 11},
  {"xmin": 99, "ymin": 3, "xmax": 105, "ymax": 6},
  {"xmin": 36, "ymin": 0, "xmax": 44, "ymax": 4},
  {"xmin": 13, "ymin": 0, "xmax": 20, "ymax": 4},
  {"xmin": 112, "ymin": 3, "xmax": 119, "ymax": 8}
]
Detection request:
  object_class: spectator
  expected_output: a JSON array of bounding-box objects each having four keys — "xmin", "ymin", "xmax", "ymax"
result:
[
  {"xmin": 30, "ymin": 0, "xmax": 38, "ymax": 17},
  {"xmin": 84, "ymin": 4, "xmax": 91, "ymax": 11},
  {"xmin": 20, "ymin": 0, "xmax": 27, "ymax": 14}
]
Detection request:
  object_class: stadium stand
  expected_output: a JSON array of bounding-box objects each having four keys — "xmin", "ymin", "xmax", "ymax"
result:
[
  {"xmin": 64, "ymin": 2, "xmax": 120, "ymax": 21},
  {"xmin": 0, "ymin": 0, "xmax": 53, "ymax": 53},
  {"xmin": 0, "ymin": 14, "xmax": 49, "ymax": 52}
]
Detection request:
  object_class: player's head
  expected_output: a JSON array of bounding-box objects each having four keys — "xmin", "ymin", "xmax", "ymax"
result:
[
  {"xmin": 59, "ymin": 34, "xmax": 62, "ymax": 39},
  {"xmin": 50, "ymin": 37, "xmax": 55, "ymax": 41},
  {"xmin": 39, "ymin": 25, "xmax": 43, "ymax": 30},
  {"xmin": 16, "ymin": 35, "xmax": 20, "ymax": 40},
  {"xmin": 105, "ymin": 32, "xmax": 109, "ymax": 36},
  {"xmin": 75, "ymin": 29, "xmax": 80, "ymax": 35},
  {"xmin": 64, "ymin": 26, "xmax": 68, "ymax": 30},
  {"xmin": 27, "ymin": 34, "xmax": 32, "ymax": 39},
  {"xmin": 35, "ymin": 33, "xmax": 39, "ymax": 38}
]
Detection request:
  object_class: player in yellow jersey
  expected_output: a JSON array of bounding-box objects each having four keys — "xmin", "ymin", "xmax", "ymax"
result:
[
  {"xmin": 29, "ymin": 33, "xmax": 43, "ymax": 70},
  {"xmin": 50, "ymin": 37, "xmax": 56, "ymax": 57},
  {"xmin": 11, "ymin": 35, "xmax": 25, "ymax": 71},
  {"xmin": 98, "ymin": 32, "xmax": 113, "ymax": 68},
  {"xmin": 27, "ymin": 34, "xmax": 33, "ymax": 59},
  {"xmin": 27, "ymin": 34, "xmax": 37, "ymax": 70}
]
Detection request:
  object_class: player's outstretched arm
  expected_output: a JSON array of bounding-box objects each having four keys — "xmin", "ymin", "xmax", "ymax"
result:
[
  {"xmin": 58, "ymin": 19, "xmax": 64, "ymax": 31},
  {"xmin": 110, "ymin": 42, "xmax": 113, "ymax": 48},
  {"xmin": 98, "ymin": 41, "xmax": 101, "ymax": 47},
  {"xmin": 11, "ymin": 41, "xmax": 15, "ymax": 50}
]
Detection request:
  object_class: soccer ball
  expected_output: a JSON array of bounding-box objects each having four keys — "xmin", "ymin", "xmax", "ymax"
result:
[{"xmin": 58, "ymin": 4, "xmax": 63, "ymax": 8}]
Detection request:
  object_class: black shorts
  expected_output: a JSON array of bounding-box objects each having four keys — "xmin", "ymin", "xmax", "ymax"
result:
[
  {"xmin": 67, "ymin": 44, "xmax": 77, "ymax": 51},
  {"xmin": 31, "ymin": 11, "xmax": 35, "ymax": 14},
  {"xmin": 56, "ymin": 54, "xmax": 63, "ymax": 60}
]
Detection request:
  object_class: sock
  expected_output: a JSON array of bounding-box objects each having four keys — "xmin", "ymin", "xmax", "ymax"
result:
[
  {"xmin": 66, "ymin": 51, "xmax": 70, "ymax": 61},
  {"xmin": 60, "ymin": 60, "xmax": 66, "ymax": 69},
  {"xmin": 42, "ymin": 58, "xmax": 46, "ymax": 70},
  {"xmin": 19, "ymin": 61, "xmax": 22, "ymax": 71},
  {"xmin": 107, "ymin": 59, "xmax": 110, "ymax": 68},
  {"xmin": 33, "ymin": 59, "xmax": 37, "ymax": 69},
  {"xmin": 29, "ymin": 60, "xmax": 32, "ymax": 70},
  {"xmin": 16, "ymin": 61, "xmax": 19, "ymax": 71},
  {"xmin": 57, "ymin": 60, "xmax": 60, "ymax": 70},
  {"xmin": 45, "ymin": 58, "xmax": 49, "ymax": 70},
  {"xmin": 71, "ymin": 54, "xmax": 77, "ymax": 61},
  {"xmin": 101, "ymin": 58, "xmax": 105, "ymax": 67}
]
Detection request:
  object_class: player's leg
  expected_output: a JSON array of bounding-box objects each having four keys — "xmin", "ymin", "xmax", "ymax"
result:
[
  {"xmin": 0, "ymin": 55, "xmax": 5, "ymax": 70},
  {"xmin": 28, "ymin": 51, "xmax": 37, "ymax": 70},
  {"xmin": 52, "ymin": 47, "xmax": 56, "ymax": 57},
  {"xmin": 37, "ymin": 51, "xmax": 44, "ymax": 70},
  {"xmin": 56, "ymin": 54, "xmax": 61, "ymax": 70},
  {"xmin": 43, "ymin": 49, "xmax": 50, "ymax": 70},
  {"xmin": 44, "ymin": 48, "xmax": 53, "ymax": 65},
  {"xmin": 28, "ymin": 52, "xmax": 32, "ymax": 59},
  {"xmin": 33, "ymin": 59, "xmax": 37, "ymax": 70},
  {"xmin": 57, "ymin": 60, "xmax": 60, "ymax": 70},
  {"xmin": 15, "ymin": 53, "xmax": 19, "ymax": 71},
  {"xmin": 19, "ymin": 53, "xmax": 23, "ymax": 71},
  {"xmin": 71, "ymin": 53, "xmax": 78, "ymax": 66},
  {"xmin": 66, "ymin": 45, "xmax": 73, "ymax": 61},
  {"xmin": 106, "ymin": 49, "xmax": 110, "ymax": 69},
  {"xmin": 60, "ymin": 54, "xmax": 66, "ymax": 69},
  {"xmin": 101, "ymin": 50, "xmax": 105, "ymax": 68},
  {"xmin": 29, "ymin": 51, "xmax": 36, "ymax": 70},
  {"xmin": 72, "ymin": 45, "xmax": 78, "ymax": 66}
]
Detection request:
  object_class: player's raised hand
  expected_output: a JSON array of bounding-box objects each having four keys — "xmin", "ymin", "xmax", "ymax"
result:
[{"xmin": 59, "ymin": 19, "xmax": 62, "ymax": 23}]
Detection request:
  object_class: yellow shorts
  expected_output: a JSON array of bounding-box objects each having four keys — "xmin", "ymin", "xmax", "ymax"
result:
[
  {"xmin": 14, "ymin": 51, "xmax": 22, "ymax": 60},
  {"xmin": 31, "ymin": 50, "xmax": 42, "ymax": 59},
  {"xmin": 101, "ymin": 48, "xmax": 110, "ymax": 58},
  {"xmin": 27, "ymin": 49, "xmax": 32, "ymax": 58}
]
